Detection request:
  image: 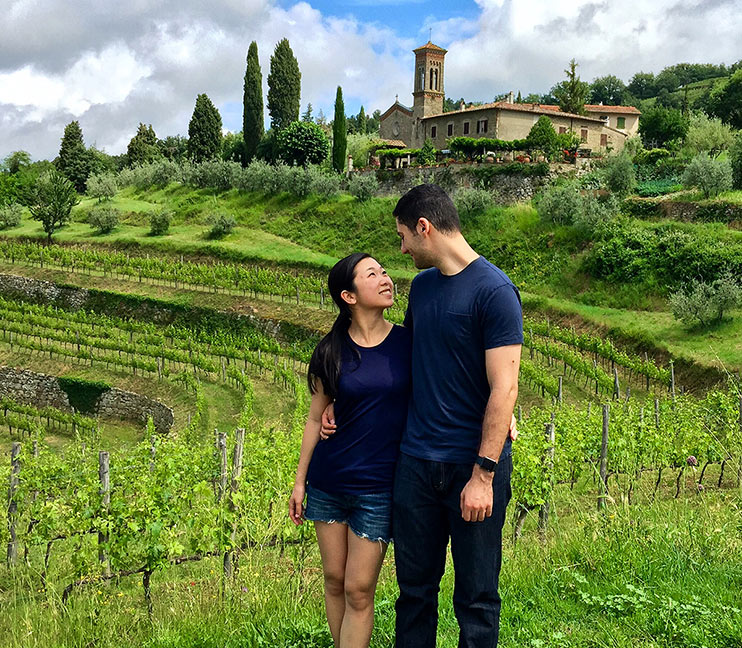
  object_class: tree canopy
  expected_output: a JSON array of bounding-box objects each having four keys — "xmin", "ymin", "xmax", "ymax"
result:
[
  {"xmin": 267, "ymin": 38, "xmax": 301, "ymax": 131},
  {"xmin": 29, "ymin": 169, "xmax": 80, "ymax": 242},
  {"xmin": 552, "ymin": 59, "xmax": 589, "ymax": 115},
  {"xmin": 57, "ymin": 121, "xmax": 90, "ymax": 192},
  {"xmin": 188, "ymin": 94, "xmax": 223, "ymax": 162},
  {"xmin": 589, "ymin": 75, "xmax": 628, "ymax": 105},
  {"xmin": 127, "ymin": 123, "xmax": 160, "ymax": 167},
  {"xmin": 243, "ymin": 41, "xmax": 264, "ymax": 164},
  {"xmin": 276, "ymin": 121, "xmax": 329, "ymax": 167},
  {"xmin": 332, "ymin": 86, "xmax": 347, "ymax": 173}
]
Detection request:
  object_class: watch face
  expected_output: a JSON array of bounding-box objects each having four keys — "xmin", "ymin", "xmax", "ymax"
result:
[{"xmin": 392, "ymin": 121, "xmax": 400, "ymax": 136}]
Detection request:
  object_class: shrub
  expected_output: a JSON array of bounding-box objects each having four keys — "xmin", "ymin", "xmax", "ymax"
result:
[
  {"xmin": 417, "ymin": 138, "xmax": 437, "ymax": 166},
  {"xmin": 276, "ymin": 121, "xmax": 330, "ymax": 167},
  {"xmin": 454, "ymin": 187, "xmax": 494, "ymax": 218},
  {"xmin": 149, "ymin": 210, "xmax": 172, "ymax": 236},
  {"xmin": 635, "ymin": 179, "xmax": 683, "ymax": 197},
  {"xmin": 305, "ymin": 166, "xmax": 341, "ymax": 198},
  {"xmin": 149, "ymin": 159, "xmax": 185, "ymax": 187},
  {"xmin": 730, "ymin": 132, "xmax": 742, "ymax": 190},
  {"xmin": 191, "ymin": 159, "xmax": 241, "ymax": 191},
  {"xmin": 238, "ymin": 160, "xmax": 274, "ymax": 193},
  {"xmin": 0, "ymin": 202, "xmax": 23, "ymax": 229},
  {"xmin": 682, "ymin": 153, "xmax": 733, "ymax": 198},
  {"xmin": 670, "ymin": 273, "xmax": 742, "ymax": 328},
  {"xmin": 347, "ymin": 173, "xmax": 378, "ymax": 202},
  {"xmin": 535, "ymin": 181, "xmax": 584, "ymax": 225},
  {"xmin": 207, "ymin": 212, "xmax": 236, "ymax": 239},
  {"xmin": 622, "ymin": 197, "xmax": 663, "ymax": 218},
  {"xmin": 634, "ymin": 148, "xmax": 671, "ymax": 165},
  {"xmin": 88, "ymin": 205, "xmax": 119, "ymax": 234},
  {"xmin": 86, "ymin": 172, "xmax": 118, "ymax": 201},
  {"xmin": 603, "ymin": 153, "xmax": 636, "ymax": 197},
  {"xmin": 573, "ymin": 194, "xmax": 620, "ymax": 233}
]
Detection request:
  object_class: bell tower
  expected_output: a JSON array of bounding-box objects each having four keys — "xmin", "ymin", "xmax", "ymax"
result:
[{"xmin": 412, "ymin": 41, "xmax": 446, "ymax": 120}]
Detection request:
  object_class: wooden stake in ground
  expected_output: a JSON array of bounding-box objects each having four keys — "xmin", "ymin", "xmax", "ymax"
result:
[
  {"xmin": 223, "ymin": 428, "xmax": 245, "ymax": 580},
  {"xmin": 98, "ymin": 451, "xmax": 111, "ymax": 577},
  {"xmin": 538, "ymin": 423, "xmax": 555, "ymax": 540},
  {"xmin": 598, "ymin": 405, "xmax": 609, "ymax": 511},
  {"xmin": 7, "ymin": 442, "xmax": 21, "ymax": 567}
]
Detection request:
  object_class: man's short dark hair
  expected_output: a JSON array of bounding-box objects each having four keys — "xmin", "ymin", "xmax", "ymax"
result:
[{"xmin": 393, "ymin": 184, "xmax": 461, "ymax": 233}]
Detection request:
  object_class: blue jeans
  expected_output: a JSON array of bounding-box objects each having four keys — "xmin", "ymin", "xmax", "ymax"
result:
[{"xmin": 392, "ymin": 443, "xmax": 512, "ymax": 648}]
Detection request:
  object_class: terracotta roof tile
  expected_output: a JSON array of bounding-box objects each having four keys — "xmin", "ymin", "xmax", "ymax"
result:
[
  {"xmin": 584, "ymin": 104, "xmax": 641, "ymax": 114},
  {"xmin": 413, "ymin": 41, "xmax": 447, "ymax": 53},
  {"xmin": 422, "ymin": 101, "xmax": 605, "ymax": 123}
]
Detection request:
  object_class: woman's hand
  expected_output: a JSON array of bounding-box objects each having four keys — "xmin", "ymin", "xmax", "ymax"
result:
[
  {"xmin": 320, "ymin": 402, "xmax": 336, "ymax": 440},
  {"xmin": 289, "ymin": 483, "xmax": 306, "ymax": 526}
]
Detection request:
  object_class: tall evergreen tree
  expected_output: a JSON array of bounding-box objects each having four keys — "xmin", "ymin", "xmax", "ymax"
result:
[
  {"xmin": 552, "ymin": 59, "xmax": 589, "ymax": 115},
  {"xmin": 188, "ymin": 93, "xmax": 223, "ymax": 162},
  {"xmin": 243, "ymin": 41, "xmax": 264, "ymax": 164},
  {"xmin": 56, "ymin": 120, "xmax": 90, "ymax": 192},
  {"xmin": 127, "ymin": 123, "xmax": 160, "ymax": 167},
  {"xmin": 301, "ymin": 103, "xmax": 314, "ymax": 122},
  {"xmin": 332, "ymin": 86, "xmax": 347, "ymax": 173},
  {"xmin": 267, "ymin": 38, "xmax": 301, "ymax": 131},
  {"xmin": 357, "ymin": 106, "xmax": 367, "ymax": 134}
]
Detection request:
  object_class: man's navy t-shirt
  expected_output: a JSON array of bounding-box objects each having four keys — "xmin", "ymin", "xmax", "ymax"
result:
[
  {"xmin": 402, "ymin": 256, "xmax": 523, "ymax": 464},
  {"xmin": 307, "ymin": 325, "xmax": 412, "ymax": 494}
]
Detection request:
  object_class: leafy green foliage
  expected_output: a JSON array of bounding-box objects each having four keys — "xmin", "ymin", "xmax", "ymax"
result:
[
  {"xmin": 347, "ymin": 173, "xmax": 378, "ymax": 201},
  {"xmin": 207, "ymin": 212, "xmax": 237, "ymax": 239},
  {"xmin": 417, "ymin": 137, "xmax": 437, "ymax": 165},
  {"xmin": 188, "ymin": 94, "xmax": 223, "ymax": 163},
  {"xmin": 276, "ymin": 121, "xmax": 330, "ymax": 167},
  {"xmin": 56, "ymin": 120, "xmax": 91, "ymax": 192},
  {"xmin": 149, "ymin": 210, "xmax": 172, "ymax": 236},
  {"xmin": 88, "ymin": 205, "xmax": 120, "ymax": 234},
  {"xmin": 57, "ymin": 377, "xmax": 111, "ymax": 414},
  {"xmin": 449, "ymin": 136, "xmax": 529, "ymax": 158},
  {"xmin": 682, "ymin": 153, "xmax": 733, "ymax": 198},
  {"xmin": 729, "ymin": 132, "xmax": 742, "ymax": 190},
  {"xmin": 634, "ymin": 179, "xmax": 683, "ymax": 197},
  {"xmin": 708, "ymin": 69, "xmax": 742, "ymax": 129},
  {"xmin": 0, "ymin": 202, "xmax": 23, "ymax": 229},
  {"xmin": 684, "ymin": 112, "xmax": 734, "ymax": 157},
  {"xmin": 638, "ymin": 108, "xmax": 688, "ymax": 148},
  {"xmin": 535, "ymin": 181, "xmax": 584, "ymax": 225},
  {"xmin": 332, "ymin": 86, "xmax": 346, "ymax": 173},
  {"xmin": 267, "ymin": 38, "xmax": 301, "ymax": 132},
  {"xmin": 670, "ymin": 273, "xmax": 742, "ymax": 328},
  {"xmin": 454, "ymin": 187, "xmax": 494, "ymax": 218},
  {"xmin": 86, "ymin": 172, "xmax": 118, "ymax": 201},
  {"xmin": 127, "ymin": 123, "xmax": 161, "ymax": 167},
  {"xmin": 28, "ymin": 169, "xmax": 79, "ymax": 242},
  {"xmin": 525, "ymin": 116, "xmax": 559, "ymax": 158},
  {"xmin": 552, "ymin": 59, "xmax": 589, "ymax": 115},
  {"xmin": 243, "ymin": 41, "xmax": 264, "ymax": 164},
  {"xmin": 589, "ymin": 74, "xmax": 628, "ymax": 105},
  {"xmin": 603, "ymin": 153, "xmax": 636, "ymax": 197}
]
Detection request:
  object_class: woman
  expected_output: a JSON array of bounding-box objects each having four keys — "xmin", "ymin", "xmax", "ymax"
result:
[{"xmin": 289, "ymin": 252, "xmax": 412, "ymax": 648}]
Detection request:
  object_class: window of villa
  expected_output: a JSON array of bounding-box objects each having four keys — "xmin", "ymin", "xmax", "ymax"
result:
[
  {"xmin": 580, "ymin": 128, "xmax": 588, "ymax": 143},
  {"xmin": 463, "ymin": 121, "xmax": 470, "ymax": 135},
  {"xmin": 600, "ymin": 134, "xmax": 608, "ymax": 146},
  {"xmin": 617, "ymin": 117, "xmax": 626, "ymax": 129},
  {"xmin": 431, "ymin": 125, "xmax": 437, "ymax": 138},
  {"xmin": 558, "ymin": 126, "xmax": 567, "ymax": 134},
  {"xmin": 477, "ymin": 119, "xmax": 488, "ymax": 134},
  {"xmin": 447, "ymin": 123, "xmax": 453, "ymax": 136}
]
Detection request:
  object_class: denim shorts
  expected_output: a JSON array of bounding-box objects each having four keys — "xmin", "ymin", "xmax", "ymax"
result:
[{"xmin": 304, "ymin": 483, "xmax": 393, "ymax": 544}]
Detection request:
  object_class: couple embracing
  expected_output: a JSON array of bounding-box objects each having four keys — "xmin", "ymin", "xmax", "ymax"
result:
[{"xmin": 289, "ymin": 184, "xmax": 523, "ymax": 648}]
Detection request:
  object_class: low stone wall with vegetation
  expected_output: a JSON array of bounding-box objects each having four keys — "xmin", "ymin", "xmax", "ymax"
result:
[
  {"xmin": 623, "ymin": 197, "xmax": 742, "ymax": 224},
  {"xmin": 0, "ymin": 366, "xmax": 174, "ymax": 432}
]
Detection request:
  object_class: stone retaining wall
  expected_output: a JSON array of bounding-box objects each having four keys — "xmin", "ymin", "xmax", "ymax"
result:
[{"xmin": 0, "ymin": 366, "xmax": 174, "ymax": 433}]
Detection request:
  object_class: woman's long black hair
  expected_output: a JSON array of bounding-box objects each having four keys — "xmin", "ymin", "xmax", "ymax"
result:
[{"xmin": 307, "ymin": 252, "xmax": 371, "ymax": 399}]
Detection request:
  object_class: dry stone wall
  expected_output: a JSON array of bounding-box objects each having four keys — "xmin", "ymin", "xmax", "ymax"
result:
[{"xmin": 0, "ymin": 366, "xmax": 174, "ymax": 433}]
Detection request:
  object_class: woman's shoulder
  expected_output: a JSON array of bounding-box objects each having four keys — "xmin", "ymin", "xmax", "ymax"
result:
[{"xmin": 390, "ymin": 323, "xmax": 413, "ymax": 346}]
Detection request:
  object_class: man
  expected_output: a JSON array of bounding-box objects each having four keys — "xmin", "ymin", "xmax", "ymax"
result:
[
  {"xmin": 391, "ymin": 184, "xmax": 522, "ymax": 647},
  {"xmin": 323, "ymin": 183, "xmax": 521, "ymax": 646}
]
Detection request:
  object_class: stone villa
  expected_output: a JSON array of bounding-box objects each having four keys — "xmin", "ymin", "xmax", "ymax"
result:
[{"xmin": 379, "ymin": 41, "xmax": 640, "ymax": 153}]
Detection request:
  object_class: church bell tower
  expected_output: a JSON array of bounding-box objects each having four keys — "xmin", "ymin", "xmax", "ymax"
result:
[{"xmin": 412, "ymin": 41, "xmax": 447, "ymax": 120}]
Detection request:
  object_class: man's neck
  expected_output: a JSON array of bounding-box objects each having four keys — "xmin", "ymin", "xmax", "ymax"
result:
[{"xmin": 435, "ymin": 233, "xmax": 479, "ymax": 276}]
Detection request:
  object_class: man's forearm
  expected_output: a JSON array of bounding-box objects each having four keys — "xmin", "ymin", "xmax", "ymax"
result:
[{"xmin": 478, "ymin": 383, "xmax": 518, "ymax": 463}]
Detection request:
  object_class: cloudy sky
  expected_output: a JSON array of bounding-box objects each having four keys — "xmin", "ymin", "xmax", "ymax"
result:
[{"xmin": 1, "ymin": 0, "xmax": 740, "ymax": 161}]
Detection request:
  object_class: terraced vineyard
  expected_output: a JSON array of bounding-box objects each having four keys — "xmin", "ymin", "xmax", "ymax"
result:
[{"xmin": 1, "ymin": 238, "xmax": 741, "ymax": 648}]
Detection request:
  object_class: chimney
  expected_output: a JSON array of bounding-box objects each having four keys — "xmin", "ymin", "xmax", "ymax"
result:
[{"xmin": 507, "ymin": 91, "xmax": 514, "ymax": 104}]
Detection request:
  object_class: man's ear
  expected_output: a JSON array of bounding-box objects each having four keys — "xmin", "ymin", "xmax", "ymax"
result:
[
  {"xmin": 340, "ymin": 289, "xmax": 356, "ymax": 305},
  {"xmin": 417, "ymin": 217, "xmax": 432, "ymax": 236}
]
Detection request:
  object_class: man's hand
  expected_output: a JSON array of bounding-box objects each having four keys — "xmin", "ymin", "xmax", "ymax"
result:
[
  {"xmin": 320, "ymin": 402, "xmax": 336, "ymax": 440},
  {"xmin": 509, "ymin": 413, "xmax": 518, "ymax": 441},
  {"xmin": 459, "ymin": 468, "xmax": 494, "ymax": 522}
]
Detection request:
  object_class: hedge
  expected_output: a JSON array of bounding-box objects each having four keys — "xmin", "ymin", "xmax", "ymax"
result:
[{"xmin": 449, "ymin": 137, "xmax": 530, "ymax": 158}]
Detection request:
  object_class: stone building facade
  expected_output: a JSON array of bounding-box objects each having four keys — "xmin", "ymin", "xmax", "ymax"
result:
[{"xmin": 380, "ymin": 41, "xmax": 639, "ymax": 153}]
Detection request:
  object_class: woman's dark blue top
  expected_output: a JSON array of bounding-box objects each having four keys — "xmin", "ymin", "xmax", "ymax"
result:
[{"xmin": 307, "ymin": 324, "xmax": 412, "ymax": 494}]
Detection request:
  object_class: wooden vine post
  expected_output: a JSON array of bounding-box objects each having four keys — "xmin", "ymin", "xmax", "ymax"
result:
[
  {"xmin": 538, "ymin": 423, "xmax": 555, "ymax": 541},
  {"xmin": 223, "ymin": 428, "xmax": 245, "ymax": 580},
  {"xmin": 217, "ymin": 432, "xmax": 228, "ymax": 502},
  {"xmin": 598, "ymin": 405, "xmax": 609, "ymax": 512},
  {"xmin": 7, "ymin": 442, "xmax": 21, "ymax": 567},
  {"xmin": 738, "ymin": 395, "xmax": 742, "ymax": 489},
  {"xmin": 98, "ymin": 451, "xmax": 111, "ymax": 577}
]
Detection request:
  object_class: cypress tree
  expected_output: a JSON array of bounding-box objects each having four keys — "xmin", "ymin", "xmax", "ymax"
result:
[
  {"xmin": 243, "ymin": 41, "xmax": 264, "ymax": 164},
  {"xmin": 127, "ymin": 123, "xmax": 160, "ymax": 167},
  {"xmin": 358, "ymin": 106, "xmax": 367, "ymax": 134},
  {"xmin": 188, "ymin": 93, "xmax": 223, "ymax": 162},
  {"xmin": 57, "ymin": 120, "xmax": 90, "ymax": 192},
  {"xmin": 267, "ymin": 38, "xmax": 301, "ymax": 131},
  {"xmin": 332, "ymin": 86, "xmax": 347, "ymax": 173}
]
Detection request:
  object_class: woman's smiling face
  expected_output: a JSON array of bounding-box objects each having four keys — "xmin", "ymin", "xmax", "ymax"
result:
[{"xmin": 343, "ymin": 257, "xmax": 394, "ymax": 309}]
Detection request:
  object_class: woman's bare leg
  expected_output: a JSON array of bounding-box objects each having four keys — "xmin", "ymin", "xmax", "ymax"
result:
[
  {"xmin": 339, "ymin": 528, "xmax": 388, "ymax": 648},
  {"xmin": 315, "ymin": 522, "xmax": 349, "ymax": 644}
]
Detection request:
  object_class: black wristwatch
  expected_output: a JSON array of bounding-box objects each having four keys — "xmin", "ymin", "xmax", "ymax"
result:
[{"xmin": 475, "ymin": 455, "xmax": 498, "ymax": 473}]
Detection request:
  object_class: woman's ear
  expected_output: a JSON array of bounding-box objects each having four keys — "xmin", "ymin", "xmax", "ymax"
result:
[{"xmin": 340, "ymin": 289, "xmax": 356, "ymax": 305}]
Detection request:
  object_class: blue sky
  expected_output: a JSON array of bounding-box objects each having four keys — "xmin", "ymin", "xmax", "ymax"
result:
[{"xmin": 1, "ymin": 0, "xmax": 740, "ymax": 160}]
